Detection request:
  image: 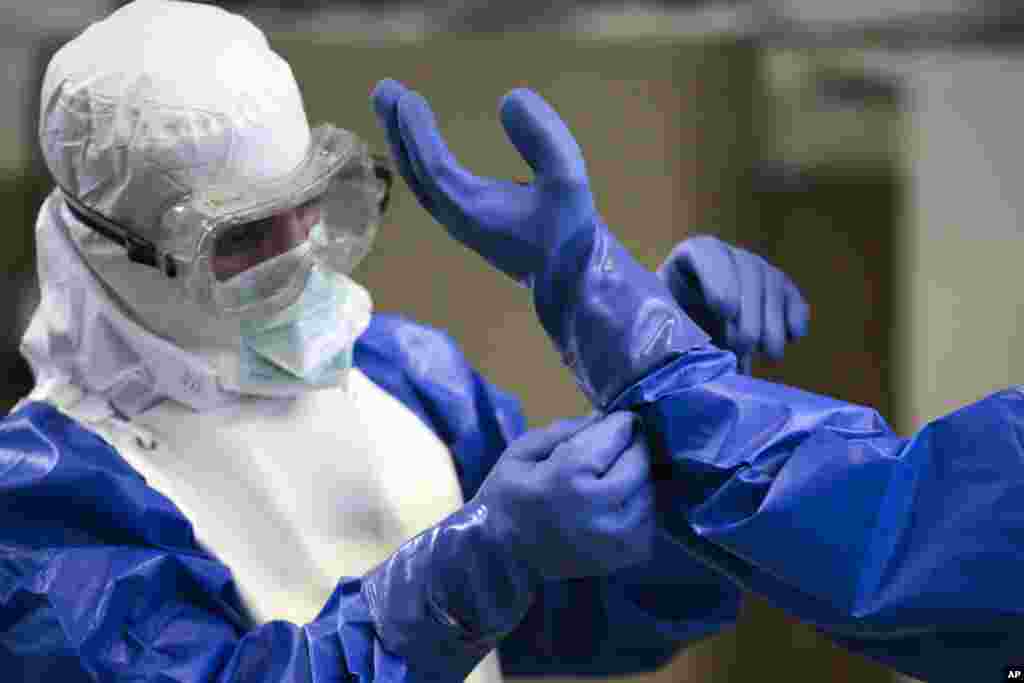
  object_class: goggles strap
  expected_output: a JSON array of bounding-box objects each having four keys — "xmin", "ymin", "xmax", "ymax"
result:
[{"xmin": 61, "ymin": 190, "xmax": 180, "ymax": 278}]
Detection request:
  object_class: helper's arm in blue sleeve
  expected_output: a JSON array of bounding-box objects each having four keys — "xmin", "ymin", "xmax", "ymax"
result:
[
  {"xmin": 638, "ymin": 364, "xmax": 1024, "ymax": 683},
  {"xmin": 354, "ymin": 313, "xmax": 741, "ymax": 677},
  {"xmin": 533, "ymin": 228, "xmax": 1024, "ymax": 683}
]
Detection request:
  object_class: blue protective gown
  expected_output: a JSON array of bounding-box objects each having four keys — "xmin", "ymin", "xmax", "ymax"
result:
[{"xmin": 0, "ymin": 313, "xmax": 739, "ymax": 682}]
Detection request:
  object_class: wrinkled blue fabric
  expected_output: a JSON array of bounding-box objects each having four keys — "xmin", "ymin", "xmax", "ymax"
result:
[
  {"xmin": 0, "ymin": 313, "xmax": 741, "ymax": 681},
  {"xmin": 596, "ymin": 342, "xmax": 1024, "ymax": 683}
]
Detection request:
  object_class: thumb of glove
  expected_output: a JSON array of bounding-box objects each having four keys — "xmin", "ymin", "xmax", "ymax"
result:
[{"xmin": 499, "ymin": 89, "xmax": 590, "ymax": 191}]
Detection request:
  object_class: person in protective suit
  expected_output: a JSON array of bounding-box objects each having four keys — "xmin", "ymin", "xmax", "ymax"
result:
[
  {"xmin": 0, "ymin": 2, "xmax": 805, "ymax": 681},
  {"xmin": 373, "ymin": 77, "xmax": 1024, "ymax": 683}
]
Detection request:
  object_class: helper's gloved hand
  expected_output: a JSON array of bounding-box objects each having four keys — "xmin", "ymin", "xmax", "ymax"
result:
[
  {"xmin": 372, "ymin": 79, "xmax": 713, "ymax": 409},
  {"xmin": 658, "ymin": 236, "xmax": 810, "ymax": 371},
  {"xmin": 360, "ymin": 412, "xmax": 653, "ymax": 679}
]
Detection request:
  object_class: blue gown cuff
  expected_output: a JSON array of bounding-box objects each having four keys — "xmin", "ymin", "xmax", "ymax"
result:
[{"xmin": 532, "ymin": 218, "xmax": 713, "ymax": 410}]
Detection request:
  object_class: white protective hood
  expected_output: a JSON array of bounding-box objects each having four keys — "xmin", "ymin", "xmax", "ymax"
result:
[
  {"xmin": 39, "ymin": 0, "xmax": 310, "ymax": 235},
  {"xmin": 21, "ymin": 192, "xmax": 239, "ymax": 415},
  {"xmin": 26, "ymin": 0, "xmax": 372, "ymax": 410}
]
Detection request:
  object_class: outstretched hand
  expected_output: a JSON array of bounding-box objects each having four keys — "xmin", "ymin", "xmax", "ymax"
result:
[{"xmin": 371, "ymin": 79, "xmax": 598, "ymax": 286}]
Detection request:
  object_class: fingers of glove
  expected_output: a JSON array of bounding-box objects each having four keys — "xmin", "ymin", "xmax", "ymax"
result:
[
  {"xmin": 687, "ymin": 237, "xmax": 743, "ymax": 322},
  {"xmin": 731, "ymin": 250, "xmax": 765, "ymax": 357},
  {"xmin": 371, "ymin": 80, "xmax": 436, "ymax": 213},
  {"xmin": 395, "ymin": 89, "xmax": 481, "ymax": 209},
  {"xmin": 504, "ymin": 415, "xmax": 595, "ymax": 463},
  {"xmin": 591, "ymin": 483, "xmax": 656, "ymax": 569},
  {"xmin": 617, "ymin": 483, "xmax": 657, "ymax": 552},
  {"xmin": 658, "ymin": 237, "xmax": 741, "ymax": 323},
  {"xmin": 499, "ymin": 89, "xmax": 588, "ymax": 190},
  {"xmin": 549, "ymin": 411, "xmax": 637, "ymax": 477},
  {"xmin": 656, "ymin": 243, "xmax": 706, "ymax": 315},
  {"xmin": 784, "ymin": 278, "xmax": 811, "ymax": 340},
  {"xmin": 761, "ymin": 264, "xmax": 789, "ymax": 360},
  {"xmin": 582, "ymin": 438, "xmax": 652, "ymax": 505}
]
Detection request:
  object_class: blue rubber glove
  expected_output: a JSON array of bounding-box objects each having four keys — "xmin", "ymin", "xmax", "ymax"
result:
[
  {"xmin": 372, "ymin": 78, "xmax": 592, "ymax": 287},
  {"xmin": 658, "ymin": 236, "xmax": 810, "ymax": 371},
  {"xmin": 473, "ymin": 410, "xmax": 655, "ymax": 580},
  {"xmin": 361, "ymin": 411, "xmax": 654, "ymax": 678},
  {"xmin": 372, "ymin": 79, "xmax": 714, "ymax": 408}
]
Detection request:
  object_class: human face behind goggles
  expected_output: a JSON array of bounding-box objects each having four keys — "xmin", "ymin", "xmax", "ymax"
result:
[{"xmin": 211, "ymin": 200, "xmax": 323, "ymax": 281}]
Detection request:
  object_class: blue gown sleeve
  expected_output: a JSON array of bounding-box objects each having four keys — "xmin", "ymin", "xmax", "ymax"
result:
[
  {"xmin": 523, "ymin": 223, "xmax": 1022, "ymax": 680},
  {"xmin": 354, "ymin": 313, "xmax": 742, "ymax": 677},
  {"xmin": 610, "ymin": 347, "xmax": 1024, "ymax": 683}
]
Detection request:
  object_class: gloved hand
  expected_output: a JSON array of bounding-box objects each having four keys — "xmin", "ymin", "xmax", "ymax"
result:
[
  {"xmin": 373, "ymin": 78, "xmax": 593, "ymax": 287},
  {"xmin": 473, "ymin": 410, "xmax": 654, "ymax": 581},
  {"xmin": 372, "ymin": 79, "xmax": 713, "ymax": 408},
  {"xmin": 360, "ymin": 412, "xmax": 654, "ymax": 679},
  {"xmin": 658, "ymin": 236, "xmax": 810, "ymax": 371}
]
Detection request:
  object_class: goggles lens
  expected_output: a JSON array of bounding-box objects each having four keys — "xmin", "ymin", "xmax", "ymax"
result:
[
  {"xmin": 145, "ymin": 125, "xmax": 391, "ymax": 317},
  {"xmin": 211, "ymin": 198, "xmax": 322, "ymax": 281}
]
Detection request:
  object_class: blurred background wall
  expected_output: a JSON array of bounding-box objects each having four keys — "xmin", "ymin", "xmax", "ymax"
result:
[{"xmin": 2, "ymin": 1, "xmax": 1022, "ymax": 681}]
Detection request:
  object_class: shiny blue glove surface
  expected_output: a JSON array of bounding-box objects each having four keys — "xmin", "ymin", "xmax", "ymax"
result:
[
  {"xmin": 474, "ymin": 410, "xmax": 655, "ymax": 580},
  {"xmin": 361, "ymin": 411, "xmax": 655, "ymax": 678},
  {"xmin": 658, "ymin": 236, "xmax": 810, "ymax": 369},
  {"xmin": 372, "ymin": 78, "xmax": 593, "ymax": 287},
  {"xmin": 372, "ymin": 79, "xmax": 713, "ymax": 408}
]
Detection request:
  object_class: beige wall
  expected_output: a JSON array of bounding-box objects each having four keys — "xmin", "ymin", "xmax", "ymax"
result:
[
  {"xmin": 898, "ymin": 53, "xmax": 1024, "ymax": 429},
  {"xmin": 894, "ymin": 55, "xmax": 1024, "ymax": 683}
]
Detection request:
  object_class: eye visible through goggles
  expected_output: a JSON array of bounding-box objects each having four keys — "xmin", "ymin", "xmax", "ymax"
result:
[{"xmin": 211, "ymin": 196, "xmax": 323, "ymax": 282}]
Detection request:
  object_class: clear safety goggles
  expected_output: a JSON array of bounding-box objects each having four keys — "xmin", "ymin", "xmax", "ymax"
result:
[{"xmin": 62, "ymin": 124, "xmax": 392, "ymax": 319}]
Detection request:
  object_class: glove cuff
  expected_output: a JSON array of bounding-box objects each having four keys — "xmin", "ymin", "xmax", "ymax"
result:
[
  {"xmin": 361, "ymin": 501, "xmax": 537, "ymax": 677},
  {"xmin": 532, "ymin": 216, "xmax": 711, "ymax": 409}
]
